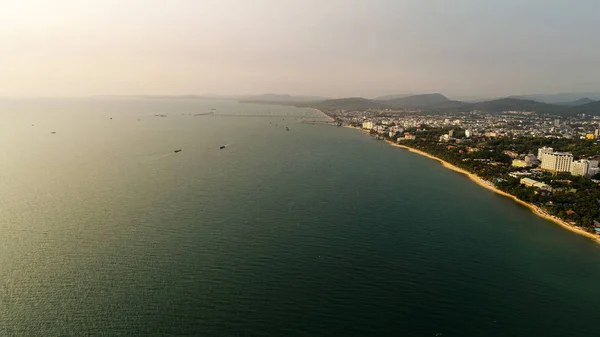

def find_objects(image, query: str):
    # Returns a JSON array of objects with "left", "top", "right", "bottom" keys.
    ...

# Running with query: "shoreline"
[{"left": 345, "top": 126, "right": 600, "bottom": 243}]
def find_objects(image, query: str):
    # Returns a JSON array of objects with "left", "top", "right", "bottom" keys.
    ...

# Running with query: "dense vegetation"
[{"left": 392, "top": 127, "right": 600, "bottom": 232}]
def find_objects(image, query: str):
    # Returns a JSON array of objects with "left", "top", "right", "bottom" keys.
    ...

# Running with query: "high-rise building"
[
  {"left": 465, "top": 129, "right": 472, "bottom": 138},
  {"left": 571, "top": 159, "right": 600, "bottom": 177},
  {"left": 540, "top": 152, "right": 573, "bottom": 172},
  {"left": 537, "top": 147, "right": 554, "bottom": 163},
  {"left": 570, "top": 160, "right": 591, "bottom": 177},
  {"left": 554, "top": 119, "right": 560, "bottom": 127},
  {"left": 448, "top": 129, "right": 455, "bottom": 137}
]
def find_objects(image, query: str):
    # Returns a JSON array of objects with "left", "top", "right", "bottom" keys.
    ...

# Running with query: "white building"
[
  {"left": 570, "top": 159, "right": 599, "bottom": 177},
  {"left": 537, "top": 147, "right": 554, "bottom": 162},
  {"left": 465, "top": 129, "right": 472, "bottom": 138},
  {"left": 571, "top": 160, "right": 590, "bottom": 177},
  {"left": 439, "top": 134, "right": 453, "bottom": 142},
  {"left": 540, "top": 152, "right": 573, "bottom": 173},
  {"left": 362, "top": 121, "right": 374, "bottom": 130}
]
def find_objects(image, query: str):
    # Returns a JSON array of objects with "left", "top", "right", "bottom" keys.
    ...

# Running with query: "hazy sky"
[{"left": 2, "top": 0, "right": 600, "bottom": 98}]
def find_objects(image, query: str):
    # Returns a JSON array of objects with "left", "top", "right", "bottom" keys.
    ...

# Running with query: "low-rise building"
[
  {"left": 524, "top": 153, "right": 538, "bottom": 165},
  {"left": 398, "top": 133, "right": 416, "bottom": 141},
  {"left": 520, "top": 178, "right": 552, "bottom": 191},
  {"left": 512, "top": 159, "right": 531, "bottom": 168},
  {"left": 362, "top": 121, "right": 374, "bottom": 130}
]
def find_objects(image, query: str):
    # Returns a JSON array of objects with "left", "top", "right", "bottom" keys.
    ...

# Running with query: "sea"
[{"left": 1, "top": 97, "right": 600, "bottom": 336}]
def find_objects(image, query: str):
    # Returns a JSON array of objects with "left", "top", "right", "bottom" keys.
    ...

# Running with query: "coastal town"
[{"left": 320, "top": 107, "right": 600, "bottom": 238}]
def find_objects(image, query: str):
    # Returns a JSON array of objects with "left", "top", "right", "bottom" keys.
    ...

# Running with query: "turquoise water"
[{"left": 1, "top": 98, "right": 600, "bottom": 336}]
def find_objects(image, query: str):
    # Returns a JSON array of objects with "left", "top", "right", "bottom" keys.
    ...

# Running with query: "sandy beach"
[
  {"left": 343, "top": 126, "right": 600, "bottom": 243},
  {"left": 388, "top": 140, "right": 600, "bottom": 243}
]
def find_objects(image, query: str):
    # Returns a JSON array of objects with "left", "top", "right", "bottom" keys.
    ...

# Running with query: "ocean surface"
[{"left": 2, "top": 98, "right": 600, "bottom": 336}]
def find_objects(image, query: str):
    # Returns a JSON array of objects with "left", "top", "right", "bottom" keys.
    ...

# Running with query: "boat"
[
  {"left": 174, "top": 149, "right": 182, "bottom": 153},
  {"left": 286, "top": 127, "right": 290, "bottom": 131},
  {"left": 220, "top": 145, "right": 226, "bottom": 149}
]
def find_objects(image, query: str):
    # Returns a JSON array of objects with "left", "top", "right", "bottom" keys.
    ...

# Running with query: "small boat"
[
  {"left": 219, "top": 145, "right": 226, "bottom": 149},
  {"left": 286, "top": 127, "right": 290, "bottom": 131},
  {"left": 174, "top": 149, "right": 182, "bottom": 153},
  {"left": 51, "top": 132, "right": 56, "bottom": 134}
]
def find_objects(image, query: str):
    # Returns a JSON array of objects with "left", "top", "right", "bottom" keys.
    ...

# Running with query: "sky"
[{"left": 1, "top": 0, "right": 600, "bottom": 99}]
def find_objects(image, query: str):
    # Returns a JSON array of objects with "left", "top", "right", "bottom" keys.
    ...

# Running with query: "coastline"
[{"left": 344, "top": 126, "right": 600, "bottom": 243}]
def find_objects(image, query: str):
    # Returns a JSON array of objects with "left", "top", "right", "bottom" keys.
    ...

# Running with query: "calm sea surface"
[{"left": 2, "top": 98, "right": 600, "bottom": 336}]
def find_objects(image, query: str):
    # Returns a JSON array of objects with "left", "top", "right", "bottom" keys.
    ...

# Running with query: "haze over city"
[{"left": 2, "top": 0, "right": 600, "bottom": 98}]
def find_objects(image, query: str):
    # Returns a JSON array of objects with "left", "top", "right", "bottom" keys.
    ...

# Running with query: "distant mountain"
[
  {"left": 308, "top": 97, "right": 388, "bottom": 110},
  {"left": 306, "top": 96, "right": 579, "bottom": 115},
  {"left": 511, "top": 93, "right": 600, "bottom": 104},
  {"left": 240, "top": 93, "right": 328, "bottom": 104},
  {"left": 382, "top": 93, "right": 450, "bottom": 108},
  {"left": 232, "top": 91, "right": 600, "bottom": 116},
  {"left": 469, "top": 98, "right": 568, "bottom": 114},
  {"left": 373, "top": 94, "right": 411, "bottom": 101},
  {"left": 554, "top": 97, "right": 595, "bottom": 106},
  {"left": 570, "top": 100, "right": 600, "bottom": 115}
]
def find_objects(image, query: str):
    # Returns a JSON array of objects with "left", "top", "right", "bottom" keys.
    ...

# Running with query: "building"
[
  {"left": 362, "top": 121, "right": 374, "bottom": 130},
  {"left": 512, "top": 159, "right": 531, "bottom": 168},
  {"left": 520, "top": 178, "right": 552, "bottom": 191},
  {"left": 570, "top": 159, "right": 599, "bottom": 177},
  {"left": 554, "top": 119, "right": 560, "bottom": 127},
  {"left": 398, "top": 133, "right": 416, "bottom": 141},
  {"left": 571, "top": 160, "right": 590, "bottom": 177},
  {"left": 455, "top": 138, "right": 472, "bottom": 144},
  {"left": 503, "top": 150, "right": 520, "bottom": 158},
  {"left": 587, "top": 133, "right": 595, "bottom": 140},
  {"left": 540, "top": 152, "right": 573, "bottom": 173},
  {"left": 465, "top": 129, "right": 472, "bottom": 138},
  {"left": 589, "top": 160, "right": 600, "bottom": 177},
  {"left": 595, "top": 129, "right": 600, "bottom": 138},
  {"left": 537, "top": 147, "right": 554, "bottom": 162},
  {"left": 448, "top": 130, "right": 455, "bottom": 137},
  {"left": 439, "top": 134, "right": 453, "bottom": 142},
  {"left": 524, "top": 153, "right": 538, "bottom": 165},
  {"left": 509, "top": 171, "right": 532, "bottom": 179}
]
